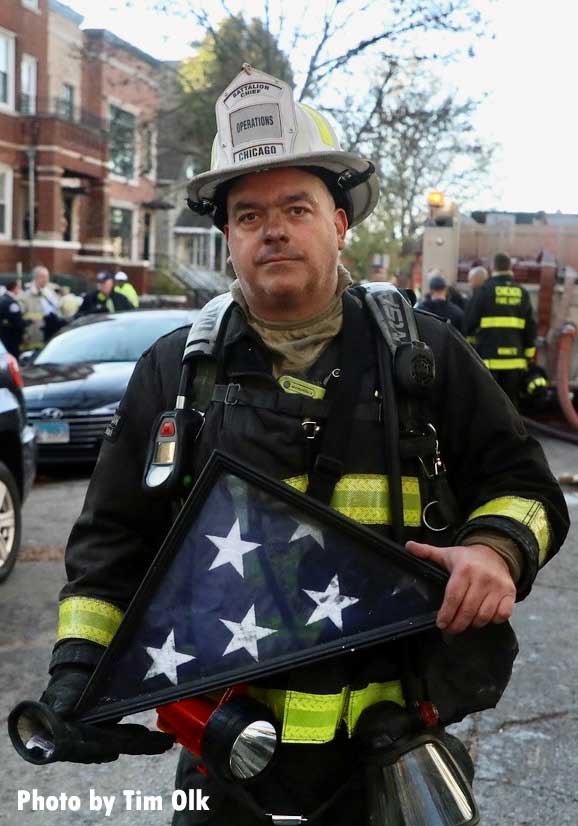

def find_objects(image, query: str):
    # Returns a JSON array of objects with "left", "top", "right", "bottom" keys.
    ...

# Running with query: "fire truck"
[{"left": 421, "top": 193, "right": 578, "bottom": 442}]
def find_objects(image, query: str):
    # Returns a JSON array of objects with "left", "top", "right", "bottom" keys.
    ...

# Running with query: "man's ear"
[{"left": 335, "top": 208, "right": 348, "bottom": 251}]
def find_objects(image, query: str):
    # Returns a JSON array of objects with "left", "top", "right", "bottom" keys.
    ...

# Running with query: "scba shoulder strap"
[
  {"left": 144, "top": 284, "right": 441, "bottom": 501},
  {"left": 363, "top": 282, "right": 435, "bottom": 398},
  {"left": 180, "top": 283, "right": 436, "bottom": 406}
]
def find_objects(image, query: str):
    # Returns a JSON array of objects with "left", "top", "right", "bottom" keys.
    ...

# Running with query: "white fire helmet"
[{"left": 187, "top": 64, "right": 380, "bottom": 230}]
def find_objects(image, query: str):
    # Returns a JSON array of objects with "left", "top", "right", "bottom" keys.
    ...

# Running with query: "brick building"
[{"left": 0, "top": 0, "right": 166, "bottom": 293}]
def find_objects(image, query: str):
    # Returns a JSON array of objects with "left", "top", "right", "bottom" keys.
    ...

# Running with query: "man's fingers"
[
  {"left": 437, "top": 577, "right": 470, "bottom": 630},
  {"left": 494, "top": 593, "right": 515, "bottom": 624},
  {"left": 471, "top": 593, "right": 500, "bottom": 629}
]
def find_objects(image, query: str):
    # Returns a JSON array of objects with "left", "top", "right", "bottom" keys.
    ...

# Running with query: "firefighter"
[
  {"left": 417, "top": 273, "right": 464, "bottom": 332},
  {"left": 21, "top": 67, "right": 568, "bottom": 825},
  {"left": 464, "top": 252, "right": 536, "bottom": 405}
]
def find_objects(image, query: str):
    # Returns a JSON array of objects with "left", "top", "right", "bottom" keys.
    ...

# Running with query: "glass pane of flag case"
[
  {"left": 9, "top": 451, "right": 479, "bottom": 824},
  {"left": 76, "top": 450, "right": 449, "bottom": 722}
]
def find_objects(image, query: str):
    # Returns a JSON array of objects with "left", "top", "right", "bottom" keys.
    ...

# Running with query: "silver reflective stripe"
[
  {"left": 183, "top": 293, "right": 234, "bottom": 360},
  {"left": 364, "top": 281, "right": 419, "bottom": 355}
]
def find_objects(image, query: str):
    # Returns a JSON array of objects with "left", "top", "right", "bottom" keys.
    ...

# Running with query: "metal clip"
[
  {"left": 268, "top": 817, "right": 308, "bottom": 825},
  {"left": 422, "top": 500, "right": 449, "bottom": 532},
  {"left": 302, "top": 420, "right": 320, "bottom": 440},
  {"left": 417, "top": 422, "right": 446, "bottom": 479},
  {"left": 224, "top": 383, "right": 240, "bottom": 406}
]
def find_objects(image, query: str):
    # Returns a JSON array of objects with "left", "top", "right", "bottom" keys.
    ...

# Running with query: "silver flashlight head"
[
  {"left": 8, "top": 701, "right": 63, "bottom": 765},
  {"left": 202, "top": 696, "right": 279, "bottom": 782}
]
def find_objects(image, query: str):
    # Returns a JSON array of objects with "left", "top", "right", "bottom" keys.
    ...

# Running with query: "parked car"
[
  {"left": 0, "top": 341, "right": 36, "bottom": 582},
  {"left": 21, "top": 309, "right": 198, "bottom": 464}
]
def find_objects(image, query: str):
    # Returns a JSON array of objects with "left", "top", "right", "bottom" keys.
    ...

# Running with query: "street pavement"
[{"left": 0, "top": 437, "right": 576, "bottom": 824}]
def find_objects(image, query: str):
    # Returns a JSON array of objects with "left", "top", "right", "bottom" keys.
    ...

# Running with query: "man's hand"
[
  {"left": 405, "top": 541, "right": 516, "bottom": 634},
  {"left": 37, "top": 668, "right": 174, "bottom": 764}
]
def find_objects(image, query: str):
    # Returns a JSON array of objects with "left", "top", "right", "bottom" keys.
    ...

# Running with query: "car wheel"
[{"left": 0, "top": 462, "right": 22, "bottom": 583}]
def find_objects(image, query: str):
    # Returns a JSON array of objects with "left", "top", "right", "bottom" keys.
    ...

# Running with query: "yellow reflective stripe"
[
  {"left": 525, "top": 347, "right": 537, "bottom": 359},
  {"left": 248, "top": 681, "right": 404, "bottom": 743},
  {"left": 283, "top": 474, "right": 421, "bottom": 527},
  {"left": 483, "top": 358, "right": 528, "bottom": 370},
  {"left": 345, "top": 681, "right": 405, "bottom": 735},
  {"left": 497, "top": 347, "right": 518, "bottom": 356},
  {"left": 57, "top": 597, "right": 124, "bottom": 646},
  {"left": 528, "top": 378, "right": 547, "bottom": 392},
  {"left": 299, "top": 103, "right": 337, "bottom": 148},
  {"left": 480, "top": 316, "right": 526, "bottom": 329},
  {"left": 468, "top": 496, "right": 551, "bottom": 565},
  {"left": 248, "top": 686, "right": 347, "bottom": 743}
]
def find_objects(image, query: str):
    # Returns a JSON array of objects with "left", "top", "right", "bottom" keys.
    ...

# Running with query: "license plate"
[{"left": 35, "top": 421, "right": 70, "bottom": 444}]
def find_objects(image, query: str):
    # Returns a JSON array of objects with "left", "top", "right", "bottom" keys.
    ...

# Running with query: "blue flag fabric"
[{"left": 78, "top": 458, "right": 446, "bottom": 722}]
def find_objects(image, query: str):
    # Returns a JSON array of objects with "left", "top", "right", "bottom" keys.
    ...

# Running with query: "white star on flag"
[
  {"left": 304, "top": 574, "right": 359, "bottom": 631},
  {"left": 144, "top": 629, "right": 195, "bottom": 685},
  {"left": 289, "top": 519, "right": 325, "bottom": 549},
  {"left": 221, "top": 604, "right": 277, "bottom": 661},
  {"left": 206, "top": 519, "right": 261, "bottom": 577}
]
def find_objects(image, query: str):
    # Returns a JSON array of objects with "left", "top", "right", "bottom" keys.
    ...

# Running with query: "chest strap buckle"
[
  {"left": 302, "top": 420, "right": 320, "bottom": 440},
  {"left": 224, "top": 383, "right": 241, "bottom": 405}
]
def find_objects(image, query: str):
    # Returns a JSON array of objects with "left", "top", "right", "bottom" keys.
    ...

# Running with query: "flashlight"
[{"left": 156, "top": 691, "right": 279, "bottom": 782}]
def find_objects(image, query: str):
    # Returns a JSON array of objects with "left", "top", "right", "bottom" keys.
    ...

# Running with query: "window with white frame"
[
  {"left": 0, "top": 30, "right": 15, "bottom": 110},
  {"left": 109, "top": 105, "right": 136, "bottom": 178},
  {"left": 21, "top": 54, "right": 37, "bottom": 114},
  {"left": 22, "top": 0, "right": 40, "bottom": 9},
  {"left": 109, "top": 206, "right": 134, "bottom": 259},
  {"left": 0, "top": 165, "right": 13, "bottom": 239},
  {"left": 188, "top": 233, "right": 211, "bottom": 268},
  {"left": 58, "top": 83, "right": 75, "bottom": 121}
]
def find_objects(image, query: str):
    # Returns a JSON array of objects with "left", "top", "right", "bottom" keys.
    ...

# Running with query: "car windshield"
[{"left": 34, "top": 314, "right": 191, "bottom": 365}]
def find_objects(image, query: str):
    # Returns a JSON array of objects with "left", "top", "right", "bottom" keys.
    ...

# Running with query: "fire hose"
[{"left": 555, "top": 322, "right": 578, "bottom": 434}]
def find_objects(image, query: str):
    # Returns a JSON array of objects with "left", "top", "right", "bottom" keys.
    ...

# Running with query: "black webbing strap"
[
  {"left": 203, "top": 763, "right": 359, "bottom": 825},
  {"left": 305, "top": 292, "right": 368, "bottom": 505},
  {"left": 211, "top": 384, "right": 381, "bottom": 422}
]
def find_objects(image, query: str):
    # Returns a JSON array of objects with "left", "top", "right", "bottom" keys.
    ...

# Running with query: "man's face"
[
  {"left": 35, "top": 269, "right": 49, "bottom": 289},
  {"left": 224, "top": 167, "right": 348, "bottom": 321},
  {"left": 99, "top": 278, "right": 113, "bottom": 295}
]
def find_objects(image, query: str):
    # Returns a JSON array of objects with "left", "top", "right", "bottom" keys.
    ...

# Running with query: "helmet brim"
[{"left": 187, "top": 150, "right": 380, "bottom": 227}]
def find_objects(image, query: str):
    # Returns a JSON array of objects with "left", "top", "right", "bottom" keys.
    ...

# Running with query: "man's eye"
[
  {"left": 290, "top": 206, "right": 307, "bottom": 215},
  {"left": 239, "top": 213, "right": 257, "bottom": 224}
]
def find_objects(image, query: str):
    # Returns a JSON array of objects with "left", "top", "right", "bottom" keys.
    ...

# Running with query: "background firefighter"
[{"left": 464, "top": 251, "right": 537, "bottom": 406}]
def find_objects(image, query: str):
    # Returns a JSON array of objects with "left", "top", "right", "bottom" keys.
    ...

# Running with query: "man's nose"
[{"left": 262, "top": 211, "right": 289, "bottom": 243}]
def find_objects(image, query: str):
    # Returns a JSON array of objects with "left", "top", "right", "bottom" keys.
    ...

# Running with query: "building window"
[
  {"left": 20, "top": 54, "right": 37, "bottom": 114},
  {"left": 58, "top": 83, "right": 75, "bottom": 121},
  {"left": 142, "top": 125, "right": 156, "bottom": 176},
  {"left": 109, "top": 207, "right": 133, "bottom": 259},
  {"left": 0, "top": 165, "right": 13, "bottom": 240},
  {"left": 109, "top": 105, "right": 136, "bottom": 178},
  {"left": 0, "top": 30, "right": 15, "bottom": 110},
  {"left": 22, "top": 0, "right": 40, "bottom": 9},
  {"left": 188, "top": 233, "right": 211, "bottom": 268}
]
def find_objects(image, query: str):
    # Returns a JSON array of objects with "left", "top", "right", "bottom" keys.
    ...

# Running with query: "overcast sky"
[{"left": 65, "top": 0, "right": 578, "bottom": 215}]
